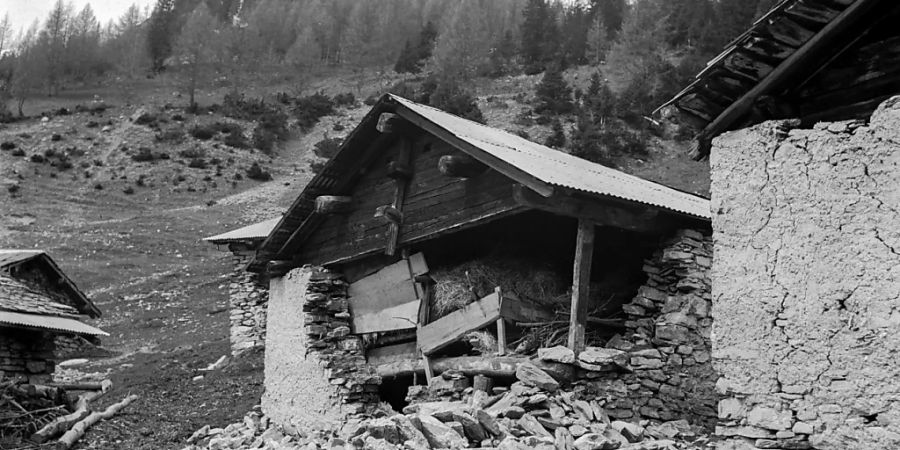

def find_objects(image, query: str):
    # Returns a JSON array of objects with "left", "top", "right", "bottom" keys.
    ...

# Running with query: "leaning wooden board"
[
  {"left": 348, "top": 254, "right": 428, "bottom": 334},
  {"left": 417, "top": 292, "right": 502, "bottom": 356},
  {"left": 417, "top": 290, "right": 556, "bottom": 356}
]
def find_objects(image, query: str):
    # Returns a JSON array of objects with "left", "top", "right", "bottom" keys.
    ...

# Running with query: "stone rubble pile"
[{"left": 183, "top": 361, "right": 712, "bottom": 450}]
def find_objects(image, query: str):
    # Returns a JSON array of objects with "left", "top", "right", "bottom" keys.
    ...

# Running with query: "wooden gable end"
[{"left": 296, "top": 133, "right": 526, "bottom": 266}]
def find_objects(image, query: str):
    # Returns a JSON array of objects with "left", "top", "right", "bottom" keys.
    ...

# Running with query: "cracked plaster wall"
[{"left": 709, "top": 97, "right": 900, "bottom": 449}]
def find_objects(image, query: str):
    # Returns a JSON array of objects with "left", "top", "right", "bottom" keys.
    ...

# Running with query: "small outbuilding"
[
  {"left": 204, "top": 217, "right": 280, "bottom": 354},
  {"left": 250, "top": 94, "right": 714, "bottom": 432},
  {"left": 0, "top": 250, "right": 107, "bottom": 381}
]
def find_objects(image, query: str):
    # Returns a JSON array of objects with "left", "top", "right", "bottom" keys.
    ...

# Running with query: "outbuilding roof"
[
  {"left": 252, "top": 95, "right": 710, "bottom": 271},
  {"left": 0, "top": 275, "right": 107, "bottom": 337},
  {"left": 0, "top": 250, "right": 100, "bottom": 318},
  {"left": 660, "top": 0, "right": 897, "bottom": 159},
  {"left": 204, "top": 217, "right": 281, "bottom": 244}
]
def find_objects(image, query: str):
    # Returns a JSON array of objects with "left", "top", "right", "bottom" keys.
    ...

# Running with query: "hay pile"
[{"left": 429, "top": 257, "right": 568, "bottom": 320}]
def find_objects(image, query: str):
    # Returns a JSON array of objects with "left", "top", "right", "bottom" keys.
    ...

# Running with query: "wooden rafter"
[{"left": 691, "top": 0, "right": 882, "bottom": 159}]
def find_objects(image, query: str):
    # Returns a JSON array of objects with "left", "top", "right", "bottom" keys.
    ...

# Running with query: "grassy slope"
[{"left": 0, "top": 65, "right": 708, "bottom": 449}]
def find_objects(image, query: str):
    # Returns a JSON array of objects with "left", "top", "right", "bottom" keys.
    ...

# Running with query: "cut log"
[
  {"left": 438, "top": 155, "right": 488, "bottom": 178},
  {"left": 377, "top": 113, "right": 414, "bottom": 134},
  {"left": 375, "top": 355, "right": 526, "bottom": 379},
  {"left": 57, "top": 394, "right": 139, "bottom": 449},
  {"left": 314, "top": 196, "right": 353, "bottom": 215},
  {"left": 31, "top": 380, "right": 112, "bottom": 444}
]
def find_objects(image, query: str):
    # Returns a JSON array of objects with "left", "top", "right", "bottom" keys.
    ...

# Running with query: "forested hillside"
[{"left": 0, "top": 0, "right": 780, "bottom": 169}]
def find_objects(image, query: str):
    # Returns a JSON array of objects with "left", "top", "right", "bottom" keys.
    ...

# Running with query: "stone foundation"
[
  {"left": 709, "top": 97, "right": 900, "bottom": 449},
  {"left": 0, "top": 329, "right": 56, "bottom": 382},
  {"left": 590, "top": 229, "right": 717, "bottom": 429},
  {"left": 54, "top": 334, "right": 109, "bottom": 359},
  {"left": 262, "top": 266, "right": 381, "bottom": 433},
  {"left": 228, "top": 252, "right": 268, "bottom": 354}
]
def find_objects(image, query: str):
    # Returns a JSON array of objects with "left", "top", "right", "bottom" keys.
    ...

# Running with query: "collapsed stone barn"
[
  {"left": 205, "top": 217, "right": 280, "bottom": 355},
  {"left": 660, "top": 0, "right": 900, "bottom": 448},
  {"left": 246, "top": 94, "right": 718, "bottom": 434},
  {"left": 0, "top": 250, "right": 107, "bottom": 381}
]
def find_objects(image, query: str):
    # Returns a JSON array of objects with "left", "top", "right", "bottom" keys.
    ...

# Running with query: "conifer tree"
[
  {"left": 534, "top": 64, "right": 573, "bottom": 116},
  {"left": 520, "top": 0, "right": 557, "bottom": 74},
  {"left": 148, "top": 0, "right": 177, "bottom": 71}
]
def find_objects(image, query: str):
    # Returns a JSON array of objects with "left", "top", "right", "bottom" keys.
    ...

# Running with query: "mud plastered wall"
[
  {"left": 229, "top": 252, "right": 267, "bottom": 354},
  {"left": 710, "top": 97, "right": 900, "bottom": 449},
  {"left": 262, "top": 266, "right": 380, "bottom": 434}
]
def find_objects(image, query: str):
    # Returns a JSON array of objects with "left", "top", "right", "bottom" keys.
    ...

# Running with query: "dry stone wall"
[
  {"left": 262, "top": 266, "right": 381, "bottom": 434},
  {"left": 229, "top": 252, "right": 268, "bottom": 354},
  {"left": 592, "top": 229, "right": 717, "bottom": 430},
  {"left": 0, "top": 329, "right": 56, "bottom": 381},
  {"left": 709, "top": 97, "right": 900, "bottom": 449}
]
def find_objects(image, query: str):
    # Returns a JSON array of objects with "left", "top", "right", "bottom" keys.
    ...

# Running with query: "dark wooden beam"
[
  {"left": 314, "top": 196, "right": 353, "bottom": 215},
  {"left": 692, "top": 0, "right": 882, "bottom": 159},
  {"left": 392, "top": 102, "right": 555, "bottom": 197},
  {"left": 512, "top": 185, "right": 662, "bottom": 233},
  {"left": 384, "top": 138, "right": 413, "bottom": 256},
  {"left": 438, "top": 154, "right": 489, "bottom": 178},
  {"left": 567, "top": 220, "right": 595, "bottom": 355},
  {"left": 374, "top": 205, "right": 403, "bottom": 224}
]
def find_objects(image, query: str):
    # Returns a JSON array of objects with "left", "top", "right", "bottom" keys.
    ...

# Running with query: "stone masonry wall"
[
  {"left": 0, "top": 329, "right": 56, "bottom": 382},
  {"left": 709, "top": 97, "right": 900, "bottom": 449},
  {"left": 229, "top": 252, "right": 268, "bottom": 355},
  {"left": 598, "top": 229, "right": 717, "bottom": 429},
  {"left": 262, "top": 266, "right": 381, "bottom": 434}
]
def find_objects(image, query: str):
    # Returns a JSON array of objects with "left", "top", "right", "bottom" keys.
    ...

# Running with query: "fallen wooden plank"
[{"left": 417, "top": 292, "right": 502, "bottom": 356}]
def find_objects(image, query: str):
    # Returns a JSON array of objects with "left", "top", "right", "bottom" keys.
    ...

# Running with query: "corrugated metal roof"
[
  {"left": 204, "top": 217, "right": 281, "bottom": 244},
  {"left": 392, "top": 95, "right": 711, "bottom": 219},
  {"left": 0, "top": 250, "right": 44, "bottom": 268},
  {"left": 0, "top": 311, "right": 108, "bottom": 336}
]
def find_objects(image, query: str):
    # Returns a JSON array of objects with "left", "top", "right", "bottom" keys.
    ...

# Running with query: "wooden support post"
[
  {"left": 495, "top": 286, "right": 507, "bottom": 356},
  {"left": 422, "top": 355, "right": 434, "bottom": 385},
  {"left": 567, "top": 220, "right": 595, "bottom": 355},
  {"left": 496, "top": 319, "right": 507, "bottom": 356}
]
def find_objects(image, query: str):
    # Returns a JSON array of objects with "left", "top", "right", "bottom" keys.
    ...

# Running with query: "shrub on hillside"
[
  {"left": 332, "top": 92, "right": 355, "bottom": 107},
  {"left": 313, "top": 137, "right": 344, "bottom": 159},
  {"left": 429, "top": 78, "right": 485, "bottom": 124},
  {"left": 30, "top": 154, "right": 45, "bottom": 163},
  {"left": 293, "top": 92, "right": 335, "bottom": 132},
  {"left": 179, "top": 147, "right": 206, "bottom": 159},
  {"left": 132, "top": 147, "right": 156, "bottom": 162},
  {"left": 1, "top": 141, "right": 17, "bottom": 151},
  {"left": 156, "top": 128, "right": 185, "bottom": 143},
  {"left": 224, "top": 129, "right": 249, "bottom": 149},
  {"left": 11, "top": 148, "right": 25, "bottom": 157},
  {"left": 252, "top": 111, "right": 289, "bottom": 154},
  {"left": 222, "top": 93, "right": 275, "bottom": 121},
  {"left": 190, "top": 125, "right": 216, "bottom": 140},
  {"left": 246, "top": 162, "right": 272, "bottom": 181},
  {"left": 188, "top": 158, "right": 208, "bottom": 169}
]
